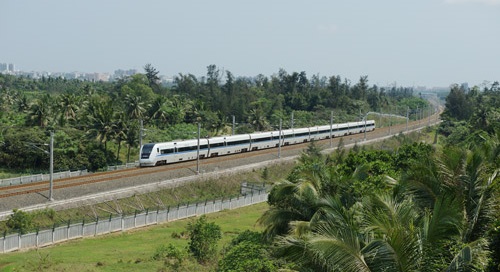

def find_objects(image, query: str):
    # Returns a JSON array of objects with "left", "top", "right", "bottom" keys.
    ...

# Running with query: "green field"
[{"left": 0, "top": 202, "right": 269, "bottom": 272}]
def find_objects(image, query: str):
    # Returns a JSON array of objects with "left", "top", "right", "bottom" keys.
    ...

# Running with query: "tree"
[
  {"left": 143, "top": 63, "right": 161, "bottom": 93},
  {"left": 57, "top": 92, "right": 80, "bottom": 126},
  {"left": 443, "top": 84, "right": 472, "bottom": 121},
  {"left": 218, "top": 241, "right": 276, "bottom": 272},
  {"left": 26, "top": 94, "right": 52, "bottom": 127},
  {"left": 187, "top": 215, "right": 222, "bottom": 264},
  {"left": 124, "top": 94, "right": 146, "bottom": 121},
  {"left": 85, "top": 98, "right": 116, "bottom": 151}
]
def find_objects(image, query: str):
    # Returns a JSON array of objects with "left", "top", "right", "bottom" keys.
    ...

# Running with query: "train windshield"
[{"left": 141, "top": 143, "right": 155, "bottom": 159}]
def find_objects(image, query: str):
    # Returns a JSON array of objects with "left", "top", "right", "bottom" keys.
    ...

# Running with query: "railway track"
[{"left": 0, "top": 113, "right": 440, "bottom": 211}]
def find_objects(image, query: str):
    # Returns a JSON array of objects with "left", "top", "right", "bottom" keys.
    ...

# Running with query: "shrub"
[{"left": 187, "top": 215, "right": 222, "bottom": 264}]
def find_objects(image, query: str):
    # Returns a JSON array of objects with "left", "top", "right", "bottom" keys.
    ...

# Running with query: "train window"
[
  {"left": 252, "top": 137, "right": 271, "bottom": 143},
  {"left": 210, "top": 142, "right": 224, "bottom": 148},
  {"left": 296, "top": 132, "right": 309, "bottom": 137},
  {"left": 142, "top": 143, "right": 155, "bottom": 153},
  {"left": 227, "top": 140, "right": 250, "bottom": 146},
  {"left": 160, "top": 148, "right": 174, "bottom": 154},
  {"left": 178, "top": 146, "right": 198, "bottom": 152}
]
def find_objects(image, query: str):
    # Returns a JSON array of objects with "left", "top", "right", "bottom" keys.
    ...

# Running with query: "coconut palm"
[
  {"left": 86, "top": 98, "right": 116, "bottom": 151},
  {"left": 271, "top": 145, "right": 498, "bottom": 271},
  {"left": 124, "top": 94, "right": 146, "bottom": 120},
  {"left": 27, "top": 94, "right": 52, "bottom": 127},
  {"left": 57, "top": 92, "right": 80, "bottom": 126},
  {"left": 124, "top": 121, "right": 139, "bottom": 163}
]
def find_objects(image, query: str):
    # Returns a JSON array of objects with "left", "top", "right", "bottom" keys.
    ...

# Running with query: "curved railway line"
[{"left": 0, "top": 113, "right": 441, "bottom": 213}]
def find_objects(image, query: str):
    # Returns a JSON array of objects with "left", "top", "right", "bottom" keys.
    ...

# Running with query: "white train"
[{"left": 139, "top": 120, "right": 375, "bottom": 167}]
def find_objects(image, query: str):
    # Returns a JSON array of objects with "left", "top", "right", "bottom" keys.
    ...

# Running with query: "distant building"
[
  {"left": 461, "top": 82, "right": 469, "bottom": 94},
  {"left": 112, "top": 69, "right": 138, "bottom": 79}
]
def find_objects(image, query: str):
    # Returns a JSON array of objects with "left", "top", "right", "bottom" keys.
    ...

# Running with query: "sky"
[{"left": 1, "top": 0, "right": 499, "bottom": 88}]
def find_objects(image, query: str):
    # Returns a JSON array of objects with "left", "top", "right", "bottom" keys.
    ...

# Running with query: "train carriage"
[{"left": 207, "top": 134, "right": 251, "bottom": 157}]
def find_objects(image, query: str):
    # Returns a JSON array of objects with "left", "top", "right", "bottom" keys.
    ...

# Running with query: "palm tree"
[
  {"left": 269, "top": 146, "right": 498, "bottom": 271},
  {"left": 398, "top": 146, "right": 497, "bottom": 270},
  {"left": 113, "top": 112, "right": 127, "bottom": 162},
  {"left": 248, "top": 107, "right": 269, "bottom": 131},
  {"left": 57, "top": 92, "right": 80, "bottom": 126},
  {"left": 27, "top": 94, "right": 52, "bottom": 127},
  {"left": 124, "top": 121, "right": 139, "bottom": 163},
  {"left": 86, "top": 98, "right": 116, "bottom": 151},
  {"left": 124, "top": 94, "right": 146, "bottom": 121},
  {"left": 276, "top": 193, "right": 422, "bottom": 272}
]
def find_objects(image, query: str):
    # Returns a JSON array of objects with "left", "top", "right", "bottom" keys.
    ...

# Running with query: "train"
[{"left": 139, "top": 120, "right": 376, "bottom": 167}]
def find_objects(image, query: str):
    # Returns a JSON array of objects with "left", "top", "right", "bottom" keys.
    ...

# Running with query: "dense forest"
[{"left": 0, "top": 64, "right": 427, "bottom": 173}]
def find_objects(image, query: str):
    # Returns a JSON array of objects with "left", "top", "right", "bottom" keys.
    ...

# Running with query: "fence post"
[
  {"left": 2, "top": 231, "right": 6, "bottom": 253},
  {"left": 134, "top": 211, "right": 137, "bottom": 228},
  {"left": 109, "top": 214, "right": 112, "bottom": 233},
  {"left": 121, "top": 214, "right": 124, "bottom": 232},
  {"left": 52, "top": 223, "right": 56, "bottom": 244},
  {"left": 95, "top": 217, "right": 99, "bottom": 236},
  {"left": 156, "top": 207, "right": 160, "bottom": 224},
  {"left": 36, "top": 229, "right": 39, "bottom": 248},
  {"left": 67, "top": 220, "right": 71, "bottom": 241},
  {"left": 82, "top": 219, "right": 85, "bottom": 237}
]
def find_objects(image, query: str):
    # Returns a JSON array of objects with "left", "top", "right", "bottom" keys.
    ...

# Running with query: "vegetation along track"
[{"left": 0, "top": 113, "right": 440, "bottom": 206}]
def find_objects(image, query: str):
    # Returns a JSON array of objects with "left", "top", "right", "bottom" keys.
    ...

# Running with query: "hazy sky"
[{"left": 1, "top": 0, "right": 499, "bottom": 87}]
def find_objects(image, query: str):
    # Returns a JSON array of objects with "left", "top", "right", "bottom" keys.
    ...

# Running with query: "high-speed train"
[{"left": 139, "top": 120, "right": 375, "bottom": 167}]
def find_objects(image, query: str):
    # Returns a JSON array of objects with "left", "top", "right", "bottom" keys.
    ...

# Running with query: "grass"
[
  {"left": 0, "top": 202, "right": 269, "bottom": 272},
  {"left": 0, "top": 161, "right": 294, "bottom": 234}
]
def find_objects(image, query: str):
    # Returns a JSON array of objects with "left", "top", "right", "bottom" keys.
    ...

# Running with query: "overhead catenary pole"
[
  {"left": 49, "top": 131, "right": 54, "bottom": 201},
  {"left": 232, "top": 115, "right": 235, "bottom": 135},
  {"left": 196, "top": 122, "right": 200, "bottom": 174},
  {"left": 330, "top": 111, "right": 333, "bottom": 148},
  {"left": 139, "top": 119, "right": 143, "bottom": 163},
  {"left": 364, "top": 114, "right": 367, "bottom": 141},
  {"left": 278, "top": 119, "right": 282, "bottom": 158},
  {"left": 428, "top": 106, "right": 431, "bottom": 127},
  {"left": 406, "top": 106, "right": 409, "bottom": 132},
  {"left": 388, "top": 107, "right": 392, "bottom": 135}
]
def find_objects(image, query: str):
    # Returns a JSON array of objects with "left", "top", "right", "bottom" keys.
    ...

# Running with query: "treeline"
[{"left": 0, "top": 64, "right": 427, "bottom": 172}]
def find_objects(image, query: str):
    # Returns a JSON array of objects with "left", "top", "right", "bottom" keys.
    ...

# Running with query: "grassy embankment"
[{"left": 0, "top": 202, "right": 269, "bottom": 271}]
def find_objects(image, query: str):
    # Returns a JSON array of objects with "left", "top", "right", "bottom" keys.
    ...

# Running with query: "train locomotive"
[{"left": 139, "top": 120, "right": 375, "bottom": 167}]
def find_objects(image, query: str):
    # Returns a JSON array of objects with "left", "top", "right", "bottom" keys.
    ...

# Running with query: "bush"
[
  {"left": 7, "top": 209, "right": 34, "bottom": 234},
  {"left": 187, "top": 215, "right": 222, "bottom": 264}
]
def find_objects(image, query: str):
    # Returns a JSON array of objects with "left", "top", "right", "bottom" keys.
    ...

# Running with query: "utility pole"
[
  {"left": 291, "top": 111, "right": 294, "bottom": 130},
  {"left": 232, "top": 115, "right": 235, "bottom": 135},
  {"left": 406, "top": 106, "right": 409, "bottom": 132},
  {"left": 389, "top": 107, "right": 392, "bottom": 135},
  {"left": 363, "top": 114, "right": 367, "bottom": 141},
  {"left": 196, "top": 122, "right": 200, "bottom": 174},
  {"left": 330, "top": 111, "right": 333, "bottom": 148},
  {"left": 49, "top": 131, "right": 54, "bottom": 201},
  {"left": 278, "top": 119, "right": 282, "bottom": 158},
  {"left": 139, "top": 119, "right": 143, "bottom": 162}
]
